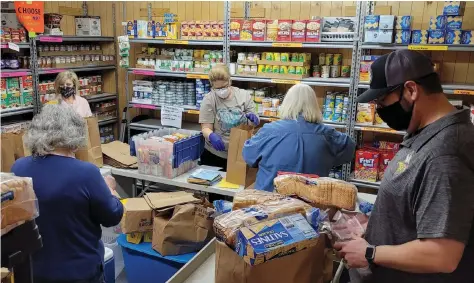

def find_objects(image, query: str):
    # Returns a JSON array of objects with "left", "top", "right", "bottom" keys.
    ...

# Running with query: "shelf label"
[
  {"left": 361, "top": 127, "right": 397, "bottom": 133},
  {"left": 133, "top": 103, "right": 156, "bottom": 109},
  {"left": 453, "top": 89, "right": 474, "bottom": 95},
  {"left": 0, "top": 44, "right": 7, "bottom": 48},
  {"left": 186, "top": 73, "right": 209, "bottom": 79},
  {"left": 132, "top": 69, "right": 156, "bottom": 76},
  {"left": 39, "top": 36, "right": 63, "bottom": 43},
  {"left": 270, "top": 79, "right": 300, "bottom": 84},
  {"left": 408, "top": 45, "right": 448, "bottom": 51},
  {"left": 7, "top": 43, "right": 20, "bottom": 52},
  {"left": 187, "top": 109, "right": 200, "bottom": 114},
  {"left": 1, "top": 71, "right": 29, "bottom": 78},
  {"left": 42, "top": 68, "right": 65, "bottom": 74},
  {"left": 271, "top": 42, "right": 303, "bottom": 48},
  {"left": 161, "top": 105, "right": 183, "bottom": 128},
  {"left": 164, "top": 39, "right": 189, "bottom": 45}
]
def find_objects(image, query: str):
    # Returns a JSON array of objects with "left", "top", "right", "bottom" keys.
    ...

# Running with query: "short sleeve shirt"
[
  {"left": 364, "top": 109, "right": 474, "bottom": 283},
  {"left": 199, "top": 87, "right": 256, "bottom": 158},
  {"left": 60, "top": 96, "right": 93, "bottom": 118}
]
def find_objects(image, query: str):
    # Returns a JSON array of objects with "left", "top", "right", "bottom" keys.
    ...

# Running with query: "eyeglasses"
[{"left": 212, "top": 85, "right": 229, "bottom": 91}]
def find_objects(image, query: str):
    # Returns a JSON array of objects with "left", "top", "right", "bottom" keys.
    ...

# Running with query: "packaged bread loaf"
[
  {"left": 274, "top": 175, "right": 357, "bottom": 211},
  {"left": 1, "top": 174, "right": 39, "bottom": 235},
  {"left": 232, "top": 189, "right": 285, "bottom": 210}
]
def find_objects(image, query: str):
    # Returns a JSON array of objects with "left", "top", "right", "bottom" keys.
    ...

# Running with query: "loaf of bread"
[
  {"left": 1, "top": 174, "right": 38, "bottom": 235},
  {"left": 274, "top": 175, "right": 357, "bottom": 211},
  {"left": 214, "top": 197, "right": 313, "bottom": 248},
  {"left": 232, "top": 189, "right": 285, "bottom": 210}
]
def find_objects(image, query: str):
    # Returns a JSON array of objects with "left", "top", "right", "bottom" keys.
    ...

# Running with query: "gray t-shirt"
[
  {"left": 364, "top": 109, "right": 474, "bottom": 283},
  {"left": 199, "top": 87, "right": 256, "bottom": 159}
]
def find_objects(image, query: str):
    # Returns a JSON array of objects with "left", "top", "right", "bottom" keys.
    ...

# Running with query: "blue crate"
[{"left": 172, "top": 133, "right": 205, "bottom": 169}]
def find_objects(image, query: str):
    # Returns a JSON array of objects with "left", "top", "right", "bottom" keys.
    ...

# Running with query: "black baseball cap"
[{"left": 357, "top": 50, "right": 436, "bottom": 103}]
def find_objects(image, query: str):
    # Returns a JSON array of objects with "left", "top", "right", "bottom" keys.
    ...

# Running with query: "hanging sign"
[
  {"left": 161, "top": 105, "right": 183, "bottom": 128},
  {"left": 14, "top": 1, "right": 44, "bottom": 34},
  {"left": 7, "top": 43, "right": 20, "bottom": 52}
]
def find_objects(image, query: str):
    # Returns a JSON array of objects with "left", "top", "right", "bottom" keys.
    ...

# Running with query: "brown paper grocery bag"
[
  {"left": 75, "top": 117, "right": 103, "bottom": 167},
  {"left": 226, "top": 125, "right": 259, "bottom": 187},
  {"left": 215, "top": 236, "right": 329, "bottom": 283},
  {"left": 152, "top": 203, "right": 215, "bottom": 256},
  {"left": 1, "top": 132, "right": 26, "bottom": 172}
]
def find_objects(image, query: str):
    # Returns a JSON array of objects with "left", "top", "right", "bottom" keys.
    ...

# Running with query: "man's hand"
[{"left": 334, "top": 237, "right": 370, "bottom": 269}]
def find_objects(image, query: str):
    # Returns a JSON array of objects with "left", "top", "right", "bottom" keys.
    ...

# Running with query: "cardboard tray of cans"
[
  {"left": 237, "top": 60, "right": 258, "bottom": 66},
  {"left": 256, "top": 60, "right": 310, "bottom": 67},
  {"left": 236, "top": 71, "right": 258, "bottom": 77},
  {"left": 39, "top": 50, "right": 103, "bottom": 57},
  {"left": 256, "top": 73, "right": 309, "bottom": 80}
]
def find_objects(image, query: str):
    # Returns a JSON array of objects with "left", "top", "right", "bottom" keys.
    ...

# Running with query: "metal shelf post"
[{"left": 223, "top": 1, "right": 231, "bottom": 65}]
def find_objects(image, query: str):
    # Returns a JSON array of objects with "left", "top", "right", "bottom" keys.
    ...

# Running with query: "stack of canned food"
[
  {"left": 151, "top": 80, "right": 197, "bottom": 106},
  {"left": 38, "top": 44, "right": 101, "bottom": 53},
  {"left": 195, "top": 79, "right": 210, "bottom": 108},
  {"left": 312, "top": 53, "right": 351, "bottom": 79},
  {"left": 322, "top": 91, "right": 350, "bottom": 123},
  {"left": 247, "top": 87, "right": 283, "bottom": 118},
  {"left": 38, "top": 54, "right": 115, "bottom": 69}
]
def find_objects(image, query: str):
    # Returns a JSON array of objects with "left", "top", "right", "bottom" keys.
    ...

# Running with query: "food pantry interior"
[{"left": 1, "top": 1, "right": 474, "bottom": 283}]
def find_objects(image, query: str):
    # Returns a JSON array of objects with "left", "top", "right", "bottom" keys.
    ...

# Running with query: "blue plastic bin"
[
  {"left": 117, "top": 234, "right": 196, "bottom": 283},
  {"left": 173, "top": 133, "right": 205, "bottom": 168},
  {"left": 104, "top": 247, "right": 115, "bottom": 283}
]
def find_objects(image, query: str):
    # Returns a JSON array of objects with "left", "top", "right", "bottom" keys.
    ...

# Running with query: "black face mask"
[
  {"left": 60, "top": 86, "right": 75, "bottom": 98},
  {"left": 376, "top": 87, "right": 414, "bottom": 131}
]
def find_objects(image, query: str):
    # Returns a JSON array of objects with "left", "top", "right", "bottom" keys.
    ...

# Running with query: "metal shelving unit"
[
  {"left": 98, "top": 117, "right": 118, "bottom": 126},
  {"left": 361, "top": 43, "right": 474, "bottom": 52},
  {"left": 129, "top": 38, "right": 223, "bottom": 46},
  {"left": 0, "top": 106, "right": 34, "bottom": 118},
  {"left": 127, "top": 68, "right": 208, "bottom": 78},
  {"left": 36, "top": 35, "right": 115, "bottom": 42},
  {"left": 0, "top": 43, "right": 30, "bottom": 49},
  {"left": 129, "top": 118, "right": 202, "bottom": 132},
  {"left": 38, "top": 65, "right": 116, "bottom": 75},
  {"left": 230, "top": 41, "right": 354, "bottom": 49},
  {"left": 353, "top": 124, "right": 406, "bottom": 136},
  {"left": 85, "top": 93, "right": 118, "bottom": 103},
  {"left": 231, "top": 75, "right": 351, "bottom": 88},
  {"left": 129, "top": 102, "right": 199, "bottom": 111}
]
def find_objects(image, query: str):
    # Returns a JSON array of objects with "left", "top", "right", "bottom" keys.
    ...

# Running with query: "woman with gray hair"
[
  {"left": 242, "top": 84, "right": 356, "bottom": 192},
  {"left": 11, "top": 105, "right": 123, "bottom": 283}
]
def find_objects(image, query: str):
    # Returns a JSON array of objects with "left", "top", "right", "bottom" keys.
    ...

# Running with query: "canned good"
[
  {"left": 274, "top": 53, "right": 281, "bottom": 61},
  {"left": 319, "top": 53, "right": 326, "bottom": 65},
  {"left": 247, "top": 52, "right": 254, "bottom": 61},
  {"left": 54, "top": 45, "right": 60, "bottom": 51},
  {"left": 262, "top": 98, "right": 272, "bottom": 108},
  {"left": 258, "top": 65, "right": 265, "bottom": 73},
  {"left": 265, "top": 53, "right": 274, "bottom": 61},
  {"left": 280, "top": 65, "right": 288, "bottom": 74},
  {"left": 325, "top": 54, "right": 334, "bottom": 66},
  {"left": 272, "top": 98, "right": 280, "bottom": 108},
  {"left": 312, "top": 65, "right": 321, "bottom": 77},
  {"left": 334, "top": 53, "right": 342, "bottom": 65},
  {"left": 291, "top": 53, "right": 299, "bottom": 62},
  {"left": 65, "top": 56, "right": 71, "bottom": 64},
  {"left": 60, "top": 45, "right": 66, "bottom": 51},
  {"left": 281, "top": 53, "right": 290, "bottom": 62},
  {"left": 272, "top": 65, "right": 280, "bottom": 73},
  {"left": 341, "top": 65, "right": 351, "bottom": 77},
  {"left": 244, "top": 65, "right": 251, "bottom": 72},
  {"left": 288, "top": 66, "right": 296, "bottom": 74},
  {"left": 330, "top": 65, "right": 340, "bottom": 78},
  {"left": 296, "top": 66, "right": 305, "bottom": 75},
  {"left": 321, "top": 65, "right": 330, "bottom": 78},
  {"left": 265, "top": 65, "right": 273, "bottom": 73},
  {"left": 250, "top": 65, "right": 258, "bottom": 72},
  {"left": 298, "top": 53, "right": 309, "bottom": 62},
  {"left": 254, "top": 91, "right": 265, "bottom": 103}
]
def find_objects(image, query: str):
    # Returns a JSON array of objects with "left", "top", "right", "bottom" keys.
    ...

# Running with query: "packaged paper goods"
[
  {"left": 232, "top": 189, "right": 285, "bottom": 210},
  {"left": 1, "top": 174, "right": 38, "bottom": 235},
  {"left": 274, "top": 175, "right": 357, "bottom": 211}
]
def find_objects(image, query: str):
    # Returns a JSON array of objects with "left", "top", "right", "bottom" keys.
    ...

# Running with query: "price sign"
[
  {"left": 453, "top": 89, "right": 474, "bottom": 95},
  {"left": 14, "top": 1, "right": 44, "bottom": 33},
  {"left": 408, "top": 45, "right": 448, "bottom": 51},
  {"left": 271, "top": 42, "right": 303, "bottom": 48},
  {"left": 186, "top": 73, "right": 209, "bottom": 79},
  {"left": 164, "top": 39, "right": 189, "bottom": 45},
  {"left": 132, "top": 69, "right": 156, "bottom": 76},
  {"left": 161, "top": 105, "right": 183, "bottom": 128},
  {"left": 133, "top": 103, "right": 156, "bottom": 109},
  {"left": 187, "top": 110, "right": 200, "bottom": 114},
  {"left": 7, "top": 43, "right": 20, "bottom": 52},
  {"left": 1, "top": 71, "right": 29, "bottom": 78},
  {"left": 39, "top": 36, "right": 63, "bottom": 43},
  {"left": 270, "top": 79, "right": 300, "bottom": 84}
]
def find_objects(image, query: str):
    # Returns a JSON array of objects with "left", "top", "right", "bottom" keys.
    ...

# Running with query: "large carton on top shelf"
[{"left": 75, "top": 16, "right": 101, "bottom": 36}]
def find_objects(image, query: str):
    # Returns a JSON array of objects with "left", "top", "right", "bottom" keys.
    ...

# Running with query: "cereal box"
[
  {"left": 379, "top": 15, "right": 395, "bottom": 30},
  {"left": 364, "top": 30, "right": 378, "bottom": 43},
  {"left": 446, "top": 16, "right": 463, "bottom": 30},
  {"left": 461, "top": 30, "right": 473, "bottom": 44},
  {"left": 378, "top": 150, "right": 396, "bottom": 181},
  {"left": 356, "top": 103, "right": 375, "bottom": 125},
  {"left": 378, "top": 29, "right": 394, "bottom": 43},
  {"left": 19, "top": 76, "right": 33, "bottom": 92},
  {"left": 180, "top": 21, "right": 189, "bottom": 39},
  {"left": 218, "top": 21, "right": 224, "bottom": 38},
  {"left": 429, "top": 16, "right": 447, "bottom": 30},
  {"left": 235, "top": 213, "right": 319, "bottom": 266},
  {"left": 154, "top": 22, "right": 167, "bottom": 38},
  {"left": 305, "top": 19, "right": 321, "bottom": 42},
  {"left": 395, "top": 30, "right": 411, "bottom": 44},
  {"left": 443, "top": 1, "right": 466, "bottom": 16},
  {"left": 266, "top": 20, "right": 278, "bottom": 42},
  {"left": 364, "top": 15, "right": 380, "bottom": 30},
  {"left": 277, "top": 19, "right": 292, "bottom": 42},
  {"left": 240, "top": 20, "right": 253, "bottom": 41},
  {"left": 230, "top": 19, "right": 242, "bottom": 40},
  {"left": 21, "top": 90, "right": 34, "bottom": 107},
  {"left": 395, "top": 15, "right": 412, "bottom": 30},
  {"left": 210, "top": 21, "right": 220, "bottom": 38},
  {"left": 203, "top": 21, "right": 212, "bottom": 40},
  {"left": 446, "top": 29, "right": 462, "bottom": 44},
  {"left": 411, "top": 30, "right": 429, "bottom": 44},
  {"left": 195, "top": 21, "right": 205, "bottom": 40},
  {"left": 291, "top": 20, "right": 306, "bottom": 42},
  {"left": 429, "top": 30, "right": 446, "bottom": 44},
  {"left": 252, "top": 20, "right": 266, "bottom": 41},
  {"left": 355, "top": 149, "right": 380, "bottom": 182},
  {"left": 188, "top": 21, "right": 197, "bottom": 40}
]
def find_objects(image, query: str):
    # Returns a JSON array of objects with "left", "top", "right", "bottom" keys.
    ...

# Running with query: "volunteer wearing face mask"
[
  {"left": 335, "top": 50, "right": 474, "bottom": 283},
  {"left": 199, "top": 64, "right": 259, "bottom": 169},
  {"left": 55, "top": 71, "right": 93, "bottom": 117}
]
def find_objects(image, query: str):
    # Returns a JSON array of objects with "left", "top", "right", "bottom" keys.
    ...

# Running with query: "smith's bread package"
[
  {"left": 274, "top": 175, "right": 357, "bottom": 210},
  {"left": 1, "top": 174, "right": 38, "bottom": 235},
  {"left": 235, "top": 213, "right": 320, "bottom": 266},
  {"left": 232, "top": 189, "right": 285, "bottom": 210}
]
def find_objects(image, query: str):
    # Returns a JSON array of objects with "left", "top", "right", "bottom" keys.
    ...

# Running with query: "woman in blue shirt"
[
  {"left": 12, "top": 105, "right": 123, "bottom": 283},
  {"left": 242, "top": 84, "right": 356, "bottom": 191}
]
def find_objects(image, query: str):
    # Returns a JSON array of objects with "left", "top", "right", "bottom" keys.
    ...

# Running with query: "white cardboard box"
[
  {"left": 1, "top": 13, "right": 23, "bottom": 29},
  {"left": 75, "top": 16, "right": 101, "bottom": 36}
]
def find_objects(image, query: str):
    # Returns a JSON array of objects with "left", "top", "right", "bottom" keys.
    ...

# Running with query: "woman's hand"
[
  {"left": 209, "top": 133, "right": 226, "bottom": 151},
  {"left": 104, "top": 175, "right": 117, "bottom": 193},
  {"left": 246, "top": 113, "right": 260, "bottom": 126}
]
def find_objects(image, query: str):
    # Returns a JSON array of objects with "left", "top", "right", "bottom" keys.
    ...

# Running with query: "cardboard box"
[
  {"left": 226, "top": 125, "right": 259, "bottom": 187},
  {"left": 1, "top": 131, "right": 26, "bottom": 172},
  {"left": 291, "top": 20, "right": 306, "bottom": 42},
  {"left": 126, "top": 21, "right": 136, "bottom": 38},
  {"left": 240, "top": 20, "right": 253, "bottom": 41},
  {"left": 395, "top": 30, "right": 411, "bottom": 44},
  {"left": 252, "top": 20, "right": 266, "bottom": 41},
  {"left": 266, "top": 19, "right": 278, "bottom": 42},
  {"left": 429, "top": 29, "right": 446, "bottom": 44},
  {"left": 461, "top": 30, "right": 473, "bottom": 44},
  {"left": 356, "top": 103, "right": 375, "bottom": 125},
  {"left": 395, "top": 15, "right": 412, "bottom": 30},
  {"left": 443, "top": 1, "right": 466, "bottom": 16},
  {"left": 411, "top": 30, "right": 429, "bottom": 44},
  {"left": 379, "top": 15, "right": 395, "bottom": 30},
  {"left": 230, "top": 19, "right": 242, "bottom": 40},
  {"left": 101, "top": 141, "right": 137, "bottom": 169},
  {"left": 305, "top": 18, "right": 321, "bottom": 42},
  {"left": 446, "top": 16, "right": 463, "bottom": 30},
  {"left": 355, "top": 149, "right": 380, "bottom": 182},
  {"left": 277, "top": 19, "right": 292, "bottom": 41},
  {"left": 75, "top": 117, "right": 103, "bottom": 167},
  {"left": 446, "top": 29, "right": 462, "bottom": 44},
  {"left": 429, "top": 15, "right": 447, "bottom": 30},
  {"left": 75, "top": 16, "right": 101, "bottom": 36},
  {"left": 120, "top": 198, "right": 153, "bottom": 234},
  {"left": 1, "top": 13, "right": 22, "bottom": 29},
  {"left": 364, "top": 15, "right": 380, "bottom": 30},
  {"left": 378, "top": 29, "right": 394, "bottom": 43},
  {"left": 364, "top": 30, "right": 378, "bottom": 43}
]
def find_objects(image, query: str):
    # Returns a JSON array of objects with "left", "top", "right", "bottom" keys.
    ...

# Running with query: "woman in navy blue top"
[
  {"left": 243, "top": 84, "right": 356, "bottom": 191},
  {"left": 12, "top": 105, "right": 123, "bottom": 283}
]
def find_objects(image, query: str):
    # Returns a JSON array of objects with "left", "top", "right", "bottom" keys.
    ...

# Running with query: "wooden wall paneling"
[
  {"left": 310, "top": 2, "right": 321, "bottom": 18},
  {"left": 467, "top": 53, "right": 474, "bottom": 84},
  {"left": 420, "top": 1, "right": 436, "bottom": 30},
  {"left": 280, "top": 2, "right": 291, "bottom": 19},
  {"left": 320, "top": 2, "right": 332, "bottom": 18},
  {"left": 411, "top": 1, "right": 425, "bottom": 30},
  {"left": 452, "top": 52, "right": 470, "bottom": 84},
  {"left": 386, "top": 2, "right": 400, "bottom": 16},
  {"left": 202, "top": 2, "right": 210, "bottom": 21},
  {"left": 440, "top": 51, "right": 457, "bottom": 83},
  {"left": 330, "top": 1, "right": 343, "bottom": 17},
  {"left": 185, "top": 1, "right": 194, "bottom": 21},
  {"left": 209, "top": 1, "right": 218, "bottom": 21},
  {"left": 300, "top": 1, "right": 311, "bottom": 20},
  {"left": 270, "top": 2, "right": 281, "bottom": 19},
  {"left": 194, "top": 1, "right": 203, "bottom": 21},
  {"left": 217, "top": 1, "right": 224, "bottom": 21},
  {"left": 290, "top": 1, "right": 301, "bottom": 20},
  {"left": 342, "top": 2, "right": 356, "bottom": 17},
  {"left": 397, "top": 1, "right": 413, "bottom": 16}
]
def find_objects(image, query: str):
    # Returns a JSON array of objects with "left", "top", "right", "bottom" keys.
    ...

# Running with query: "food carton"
[
  {"left": 146, "top": 21, "right": 155, "bottom": 38},
  {"left": 291, "top": 20, "right": 306, "bottom": 42},
  {"left": 120, "top": 197, "right": 153, "bottom": 234},
  {"left": 364, "top": 15, "right": 380, "bottom": 31},
  {"left": 21, "top": 90, "right": 34, "bottom": 107},
  {"left": 378, "top": 150, "right": 396, "bottom": 181},
  {"left": 395, "top": 30, "right": 411, "bottom": 44},
  {"left": 443, "top": 1, "right": 466, "bottom": 16},
  {"left": 461, "top": 30, "right": 473, "bottom": 44},
  {"left": 252, "top": 20, "right": 266, "bottom": 41},
  {"left": 446, "top": 30, "right": 462, "bottom": 44},
  {"left": 266, "top": 20, "right": 278, "bottom": 42},
  {"left": 180, "top": 21, "right": 189, "bottom": 39},
  {"left": 19, "top": 76, "right": 33, "bottom": 92},
  {"left": 374, "top": 112, "right": 387, "bottom": 127},
  {"left": 218, "top": 21, "right": 224, "bottom": 39},
  {"left": 196, "top": 21, "right": 205, "bottom": 40},
  {"left": 75, "top": 16, "right": 101, "bottom": 37},
  {"left": 356, "top": 103, "right": 375, "bottom": 125},
  {"left": 305, "top": 19, "right": 321, "bottom": 42},
  {"left": 240, "top": 20, "right": 253, "bottom": 41},
  {"left": 395, "top": 15, "right": 412, "bottom": 30},
  {"left": 364, "top": 30, "right": 379, "bottom": 43},
  {"left": 429, "top": 30, "right": 446, "bottom": 44},
  {"left": 429, "top": 16, "right": 447, "bottom": 30},
  {"left": 379, "top": 15, "right": 395, "bottom": 30},
  {"left": 127, "top": 21, "right": 136, "bottom": 38},
  {"left": 355, "top": 149, "right": 380, "bottom": 182},
  {"left": 446, "top": 16, "right": 463, "bottom": 30},
  {"left": 277, "top": 20, "right": 293, "bottom": 42},
  {"left": 378, "top": 29, "right": 394, "bottom": 43},
  {"left": 188, "top": 21, "right": 197, "bottom": 40},
  {"left": 154, "top": 22, "right": 166, "bottom": 38},
  {"left": 203, "top": 21, "right": 212, "bottom": 40},
  {"left": 211, "top": 21, "right": 220, "bottom": 38},
  {"left": 230, "top": 19, "right": 242, "bottom": 41},
  {"left": 411, "top": 30, "right": 429, "bottom": 44}
]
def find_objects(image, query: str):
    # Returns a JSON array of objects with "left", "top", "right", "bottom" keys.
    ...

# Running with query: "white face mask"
[{"left": 214, "top": 87, "right": 230, "bottom": 99}]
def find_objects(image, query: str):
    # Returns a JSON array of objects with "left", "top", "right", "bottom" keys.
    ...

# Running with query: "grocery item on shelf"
[
  {"left": 356, "top": 103, "right": 376, "bottom": 125},
  {"left": 252, "top": 20, "right": 266, "bottom": 41},
  {"left": 0, "top": 27, "right": 27, "bottom": 43},
  {"left": 38, "top": 43, "right": 101, "bottom": 54},
  {"left": 127, "top": 19, "right": 181, "bottom": 39},
  {"left": 38, "top": 75, "right": 103, "bottom": 104},
  {"left": 91, "top": 101, "right": 117, "bottom": 121},
  {"left": 306, "top": 18, "right": 321, "bottom": 42},
  {"left": 443, "top": 1, "right": 466, "bottom": 16},
  {"left": 247, "top": 86, "right": 282, "bottom": 119},
  {"left": 321, "top": 17, "right": 356, "bottom": 42},
  {"left": 44, "top": 13, "right": 64, "bottom": 36},
  {"left": 429, "top": 29, "right": 446, "bottom": 44},
  {"left": 461, "top": 30, "right": 473, "bottom": 44},
  {"left": 359, "top": 55, "right": 381, "bottom": 83},
  {"left": 354, "top": 149, "right": 380, "bottom": 182},
  {"left": 181, "top": 21, "right": 224, "bottom": 40},
  {"left": 364, "top": 15, "right": 396, "bottom": 43},
  {"left": 277, "top": 19, "right": 293, "bottom": 41},
  {"left": 132, "top": 78, "right": 197, "bottom": 107},
  {"left": 1, "top": 76, "right": 33, "bottom": 109},
  {"left": 412, "top": 30, "right": 429, "bottom": 44},
  {"left": 323, "top": 91, "right": 350, "bottom": 123},
  {"left": 195, "top": 79, "right": 210, "bottom": 108},
  {"left": 429, "top": 15, "right": 447, "bottom": 30},
  {"left": 395, "top": 15, "right": 412, "bottom": 30},
  {"left": 75, "top": 16, "right": 102, "bottom": 37},
  {"left": 36, "top": 43, "right": 111, "bottom": 68},
  {"left": 1, "top": 54, "right": 29, "bottom": 70}
]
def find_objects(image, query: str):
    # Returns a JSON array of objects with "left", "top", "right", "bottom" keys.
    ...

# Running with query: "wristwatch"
[{"left": 365, "top": 244, "right": 376, "bottom": 264}]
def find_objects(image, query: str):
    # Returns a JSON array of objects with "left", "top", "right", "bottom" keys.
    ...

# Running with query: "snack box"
[
  {"left": 411, "top": 30, "right": 429, "bottom": 44},
  {"left": 429, "top": 30, "right": 446, "bottom": 44},
  {"left": 218, "top": 21, "right": 225, "bottom": 38},
  {"left": 374, "top": 112, "right": 387, "bottom": 128},
  {"left": 127, "top": 20, "right": 136, "bottom": 38},
  {"left": 446, "top": 30, "right": 462, "bottom": 44},
  {"left": 364, "top": 30, "right": 379, "bottom": 43},
  {"left": 187, "top": 21, "right": 197, "bottom": 40},
  {"left": 395, "top": 15, "right": 412, "bottom": 30},
  {"left": 21, "top": 90, "right": 34, "bottom": 107},
  {"left": 181, "top": 21, "right": 189, "bottom": 39},
  {"left": 395, "top": 30, "right": 411, "bottom": 44},
  {"left": 230, "top": 19, "right": 242, "bottom": 40},
  {"left": 356, "top": 103, "right": 375, "bottom": 125},
  {"left": 364, "top": 15, "right": 380, "bottom": 31},
  {"left": 210, "top": 21, "right": 220, "bottom": 38},
  {"left": 252, "top": 20, "right": 266, "bottom": 41},
  {"left": 19, "top": 76, "right": 33, "bottom": 92},
  {"left": 461, "top": 30, "right": 473, "bottom": 44},
  {"left": 235, "top": 213, "right": 319, "bottom": 266},
  {"left": 203, "top": 21, "right": 212, "bottom": 40},
  {"left": 240, "top": 20, "right": 253, "bottom": 41},
  {"left": 195, "top": 21, "right": 205, "bottom": 40},
  {"left": 277, "top": 19, "right": 293, "bottom": 42},
  {"left": 443, "top": 1, "right": 466, "bottom": 16},
  {"left": 429, "top": 16, "right": 447, "bottom": 30},
  {"left": 266, "top": 19, "right": 278, "bottom": 42},
  {"left": 305, "top": 18, "right": 321, "bottom": 42},
  {"left": 154, "top": 22, "right": 167, "bottom": 38},
  {"left": 378, "top": 150, "right": 396, "bottom": 181},
  {"left": 291, "top": 20, "right": 306, "bottom": 42},
  {"left": 355, "top": 149, "right": 380, "bottom": 182},
  {"left": 379, "top": 15, "right": 395, "bottom": 30},
  {"left": 377, "top": 29, "right": 394, "bottom": 43},
  {"left": 446, "top": 16, "right": 463, "bottom": 30}
]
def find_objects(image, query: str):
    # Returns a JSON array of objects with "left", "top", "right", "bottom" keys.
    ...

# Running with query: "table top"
[{"left": 106, "top": 165, "right": 244, "bottom": 197}]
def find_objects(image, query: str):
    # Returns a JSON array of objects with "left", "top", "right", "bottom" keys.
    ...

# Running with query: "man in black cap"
[{"left": 335, "top": 50, "right": 474, "bottom": 283}]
